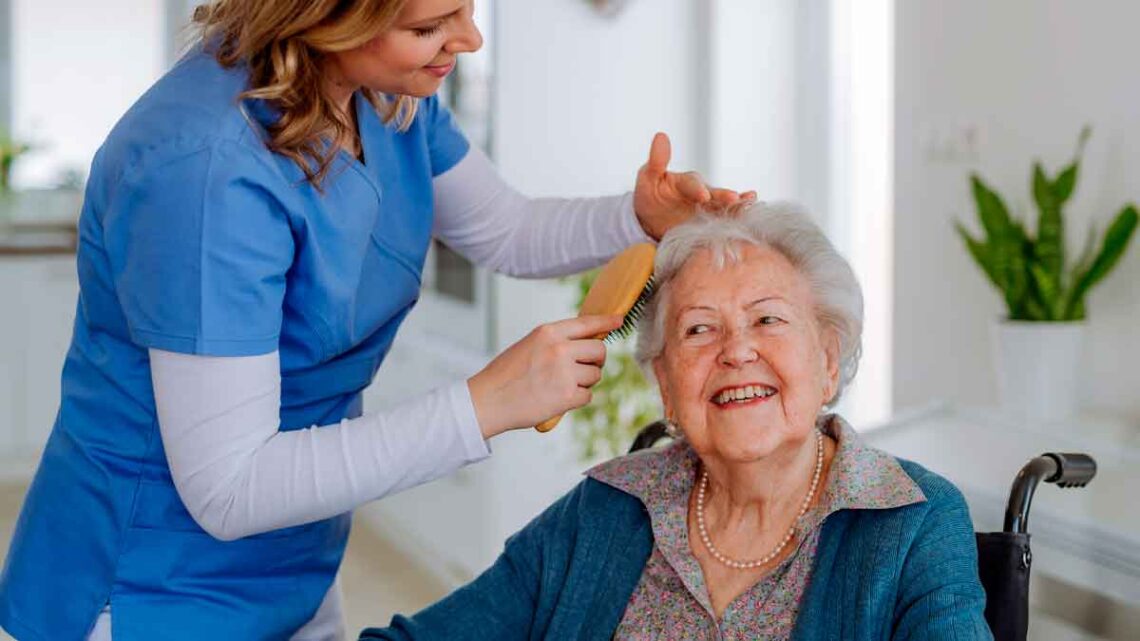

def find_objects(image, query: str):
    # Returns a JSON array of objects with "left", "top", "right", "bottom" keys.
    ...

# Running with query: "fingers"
[
  {"left": 568, "top": 338, "right": 607, "bottom": 366},
  {"left": 545, "top": 314, "right": 624, "bottom": 340},
  {"left": 573, "top": 362, "right": 604, "bottom": 388},
  {"left": 708, "top": 188, "right": 742, "bottom": 207},
  {"left": 675, "top": 171, "right": 712, "bottom": 203},
  {"left": 569, "top": 387, "right": 593, "bottom": 409},
  {"left": 646, "top": 132, "right": 671, "bottom": 175}
]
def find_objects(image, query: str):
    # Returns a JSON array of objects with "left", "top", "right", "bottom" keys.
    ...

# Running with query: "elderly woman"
[{"left": 360, "top": 202, "right": 992, "bottom": 640}]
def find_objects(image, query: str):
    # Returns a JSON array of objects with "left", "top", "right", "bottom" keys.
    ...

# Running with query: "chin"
[
  {"left": 366, "top": 78, "right": 441, "bottom": 98},
  {"left": 403, "top": 84, "right": 442, "bottom": 98},
  {"left": 709, "top": 425, "right": 785, "bottom": 462}
]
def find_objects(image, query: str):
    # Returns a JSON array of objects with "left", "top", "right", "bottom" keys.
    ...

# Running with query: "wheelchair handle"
[{"left": 1003, "top": 452, "right": 1097, "bottom": 533}]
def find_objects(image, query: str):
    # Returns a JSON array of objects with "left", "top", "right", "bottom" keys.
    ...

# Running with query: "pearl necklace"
[{"left": 695, "top": 430, "right": 824, "bottom": 570}]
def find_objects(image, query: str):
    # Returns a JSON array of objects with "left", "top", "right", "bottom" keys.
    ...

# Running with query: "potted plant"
[
  {"left": 955, "top": 127, "right": 1138, "bottom": 421},
  {"left": 0, "top": 129, "right": 32, "bottom": 195}
]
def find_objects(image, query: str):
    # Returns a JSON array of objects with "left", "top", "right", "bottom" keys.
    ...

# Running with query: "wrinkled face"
[
  {"left": 653, "top": 244, "right": 840, "bottom": 464},
  {"left": 327, "top": 0, "right": 483, "bottom": 97}
]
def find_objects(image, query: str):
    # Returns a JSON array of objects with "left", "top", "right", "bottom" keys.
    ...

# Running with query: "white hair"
[{"left": 634, "top": 201, "right": 864, "bottom": 407}]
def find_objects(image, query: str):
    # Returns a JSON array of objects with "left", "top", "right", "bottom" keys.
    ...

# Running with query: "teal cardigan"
[{"left": 361, "top": 460, "right": 992, "bottom": 640}]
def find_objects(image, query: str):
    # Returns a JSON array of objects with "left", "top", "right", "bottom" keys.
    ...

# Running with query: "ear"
[
  {"left": 653, "top": 357, "right": 674, "bottom": 419},
  {"left": 821, "top": 329, "right": 841, "bottom": 402}
]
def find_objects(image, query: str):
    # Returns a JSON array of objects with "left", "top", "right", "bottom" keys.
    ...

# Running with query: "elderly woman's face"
[{"left": 653, "top": 243, "right": 840, "bottom": 463}]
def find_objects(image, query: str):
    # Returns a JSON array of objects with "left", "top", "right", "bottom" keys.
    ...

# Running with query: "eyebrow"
[
  {"left": 402, "top": 6, "right": 463, "bottom": 27},
  {"left": 676, "top": 297, "right": 784, "bottom": 316}
]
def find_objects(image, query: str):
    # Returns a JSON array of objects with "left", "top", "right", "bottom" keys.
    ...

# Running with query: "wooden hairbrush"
[{"left": 534, "top": 242, "right": 657, "bottom": 433}]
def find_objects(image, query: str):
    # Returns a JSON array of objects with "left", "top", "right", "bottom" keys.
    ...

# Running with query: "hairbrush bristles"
[{"left": 604, "top": 275, "right": 655, "bottom": 343}]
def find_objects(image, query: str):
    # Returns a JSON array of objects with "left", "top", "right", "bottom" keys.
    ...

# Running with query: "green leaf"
[
  {"left": 966, "top": 174, "right": 1037, "bottom": 317},
  {"left": 995, "top": 228, "right": 1031, "bottom": 318},
  {"left": 1023, "top": 296, "right": 1048, "bottom": 321},
  {"left": 1070, "top": 223, "right": 1099, "bottom": 283},
  {"left": 1054, "top": 127, "right": 1090, "bottom": 205},
  {"left": 1029, "top": 262, "right": 1063, "bottom": 320},
  {"left": 1068, "top": 299, "right": 1086, "bottom": 321},
  {"left": 970, "top": 174, "right": 1014, "bottom": 241},
  {"left": 954, "top": 222, "right": 1002, "bottom": 289},
  {"left": 1064, "top": 204, "right": 1139, "bottom": 318},
  {"left": 1033, "top": 162, "right": 1065, "bottom": 283},
  {"left": 1063, "top": 223, "right": 1099, "bottom": 314},
  {"left": 1053, "top": 162, "right": 1079, "bottom": 204}
]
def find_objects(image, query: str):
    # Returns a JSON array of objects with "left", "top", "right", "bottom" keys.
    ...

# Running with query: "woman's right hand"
[{"left": 467, "top": 314, "right": 624, "bottom": 439}]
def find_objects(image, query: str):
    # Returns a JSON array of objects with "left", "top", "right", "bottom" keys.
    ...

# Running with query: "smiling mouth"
[
  {"left": 423, "top": 61, "right": 455, "bottom": 75},
  {"left": 711, "top": 384, "right": 778, "bottom": 406}
]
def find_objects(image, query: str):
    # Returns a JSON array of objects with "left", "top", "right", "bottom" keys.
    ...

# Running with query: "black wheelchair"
[{"left": 628, "top": 421, "right": 1098, "bottom": 641}]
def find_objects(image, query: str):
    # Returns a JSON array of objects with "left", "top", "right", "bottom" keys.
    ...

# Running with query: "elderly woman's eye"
[
  {"left": 685, "top": 324, "right": 711, "bottom": 336},
  {"left": 757, "top": 316, "right": 782, "bottom": 326}
]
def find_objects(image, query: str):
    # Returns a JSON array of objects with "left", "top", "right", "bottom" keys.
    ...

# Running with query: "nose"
[
  {"left": 718, "top": 328, "right": 759, "bottom": 368},
  {"left": 446, "top": 11, "right": 484, "bottom": 55}
]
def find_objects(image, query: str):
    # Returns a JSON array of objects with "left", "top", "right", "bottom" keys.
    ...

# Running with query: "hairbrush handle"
[{"left": 535, "top": 414, "right": 563, "bottom": 433}]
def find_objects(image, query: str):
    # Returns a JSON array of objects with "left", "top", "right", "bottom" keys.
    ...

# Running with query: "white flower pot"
[{"left": 991, "top": 320, "right": 1085, "bottom": 422}]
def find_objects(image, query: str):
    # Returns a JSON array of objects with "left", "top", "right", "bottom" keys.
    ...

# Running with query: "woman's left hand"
[{"left": 633, "top": 132, "right": 757, "bottom": 240}]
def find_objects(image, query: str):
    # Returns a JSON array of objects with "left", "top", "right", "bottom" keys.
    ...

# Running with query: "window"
[
  {"left": 1, "top": 1, "right": 10, "bottom": 134},
  {"left": 829, "top": 0, "right": 893, "bottom": 426},
  {"left": 8, "top": 0, "right": 165, "bottom": 190},
  {"left": 708, "top": 0, "right": 893, "bottom": 426},
  {"left": 414, "top": 0, "right": 498, "bottom": 354}
]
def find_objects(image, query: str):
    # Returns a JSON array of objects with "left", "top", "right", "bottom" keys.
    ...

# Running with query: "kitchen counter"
[
  {"left": 0, "top": 220, "right": 77, "bottom": 256},
  {"left": 0, "top": 190, "right": 81, "bottom": 256}
]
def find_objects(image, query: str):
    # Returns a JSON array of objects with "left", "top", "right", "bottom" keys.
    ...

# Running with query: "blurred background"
[{"left": 0, "top": 1, "right": 1137, "bottom": 639}]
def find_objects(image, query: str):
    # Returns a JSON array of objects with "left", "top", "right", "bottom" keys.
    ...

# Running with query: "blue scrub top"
[{"left": 0, "top": 46, "right": 469, "bottom": 641}]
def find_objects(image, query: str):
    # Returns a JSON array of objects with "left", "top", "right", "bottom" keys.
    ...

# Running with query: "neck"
[
  {"left": 318, "top": 60, "right": 363, "bottom": 158},
  {"left": 699, "top": 429, "right": 824, "bottom": 531},
  {"left": 320, "top": 59, "right": 359, "bottom": 116}
]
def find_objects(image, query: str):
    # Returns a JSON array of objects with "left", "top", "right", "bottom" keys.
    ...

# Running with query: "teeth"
[{"left": 714, "top": 386, "right": 775, "bottom": 404}]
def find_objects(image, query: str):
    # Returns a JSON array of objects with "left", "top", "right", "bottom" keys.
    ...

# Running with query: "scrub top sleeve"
[
  {"left": 105, "top": 141, "right": 294, "bottom": 356},
  {"left": 421, "top": 94, "right": 470, "bottom": 177}
]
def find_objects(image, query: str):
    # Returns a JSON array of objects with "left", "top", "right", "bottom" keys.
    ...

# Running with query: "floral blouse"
[{"left": 586, "top": 414, "right": 926, "bottom": 641}]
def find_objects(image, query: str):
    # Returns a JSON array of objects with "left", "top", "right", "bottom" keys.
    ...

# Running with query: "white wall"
[
  {"left": 488, "top": 0, "right": 707, "bottom": 560},
  {"left": 708, "top": 1, "right": 797, "bottom": 199},
  {"left": 828, "top": 0, "right": 893, "bottom": 427},
  {"left": 894, "top": 1, "right": 1140, "bottom": 420},
  {"left": 10, "top": 0, "right": 164, "bottom": 188},
  {"left": 362, "top": 0, "right": 706, "bottom": 583},
  {"left": 705, "top": 0, "right": 833, "bottom": 222}
]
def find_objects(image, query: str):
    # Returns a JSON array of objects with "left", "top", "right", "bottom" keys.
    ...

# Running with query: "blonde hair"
[{"left": 193, "top": 0, "right": 419, "bottom": 187}]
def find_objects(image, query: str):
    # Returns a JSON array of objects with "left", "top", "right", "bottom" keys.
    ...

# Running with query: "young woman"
[{"left": 0, "top": 1, "right": 750, "bottom": 639}]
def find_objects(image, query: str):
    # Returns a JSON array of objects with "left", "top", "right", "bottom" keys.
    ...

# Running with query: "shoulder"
[
  {"left": 833, "top": 459, "right": 973, "bottom": 546},
  {"left": 97, "top": 49, "right": 275, "bottom": 190},
  {"left": 585, "top": 443, "right": 683, "bottom": 498},
  {"left": 515, "top": 477, "right": 648, "bottom": 546},
  {"left": 896, "top": 458, "right": 971, "bottom": 513},
  {"left": 559, "top": 476, "right": 649, "bottom": 524}
]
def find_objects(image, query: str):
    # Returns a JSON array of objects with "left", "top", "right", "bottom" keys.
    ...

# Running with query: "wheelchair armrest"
[
  {"left": 1003, "top": 452, "right": 1097, "bottom": 533},
  {"left": 1041, "top": 452, "right": 1096, "bottom": 488}
]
